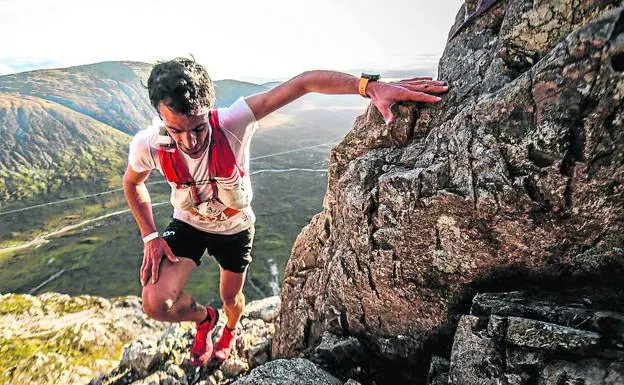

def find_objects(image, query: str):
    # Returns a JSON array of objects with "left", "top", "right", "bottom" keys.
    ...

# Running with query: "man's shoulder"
[
  {"left": 216, "top": 98, "right": 256, "bottom": 130},
  {"left": 131, "top": 119, "right": 160, "bottom": 149},
  {"left": 128, "top": 119, "right": 161, "bottom": 172}
]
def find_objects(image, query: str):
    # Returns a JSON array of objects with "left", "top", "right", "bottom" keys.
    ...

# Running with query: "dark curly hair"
[{"left": 147, "top": 57, "right": 216, "bottom": 115}]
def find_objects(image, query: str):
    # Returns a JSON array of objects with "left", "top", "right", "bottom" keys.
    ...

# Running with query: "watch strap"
[{"left": 358, "top": 77, "right": 370, "bottom": 98}]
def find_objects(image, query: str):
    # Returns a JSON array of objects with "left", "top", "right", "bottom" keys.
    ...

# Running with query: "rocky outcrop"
[
  {"left": 274, "top": 1, "right": 624, "bottom": 384},
  {"left": 433, "top": 291, "right": 624, "bottom": 385},
  {"left": 90, "top": 296, "right": 280, "bottom": 385}
]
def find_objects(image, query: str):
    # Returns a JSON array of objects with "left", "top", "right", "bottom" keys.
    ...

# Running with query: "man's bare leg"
[
  {"left": 142, "top": 258, "right": 208, "bottom": 323},
  {"left": 219, "top": 268, "right": 246, "bottom": 329}
]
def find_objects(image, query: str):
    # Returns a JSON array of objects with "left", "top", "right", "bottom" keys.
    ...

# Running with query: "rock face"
[
  {"left": 274, "top": 1, "right": 624, "bottom": 384},
  {"left": 440, "top": 291, "right": 624, "bottom": 385}
]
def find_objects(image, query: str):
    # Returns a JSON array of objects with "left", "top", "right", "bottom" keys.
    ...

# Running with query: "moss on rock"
[{"left": 0, "top": 294, "right": 35, "bottom": 316}]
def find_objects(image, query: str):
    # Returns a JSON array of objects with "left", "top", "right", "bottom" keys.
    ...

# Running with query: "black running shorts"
[{"left": 161, "top": 219, "right": 254, "bottom": 273}]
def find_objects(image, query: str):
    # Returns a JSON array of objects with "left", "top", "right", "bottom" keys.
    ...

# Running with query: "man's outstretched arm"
[{"left": 245, "top": 70, "right": 448, "bottom": 124}]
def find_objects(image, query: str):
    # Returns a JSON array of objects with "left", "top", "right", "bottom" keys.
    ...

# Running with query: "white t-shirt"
[{"left": 128, "top": 98, "right": 258, "bottom": 235}]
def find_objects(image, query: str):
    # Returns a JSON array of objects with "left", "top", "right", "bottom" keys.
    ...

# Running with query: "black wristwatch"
[{"left": 358, "top": 72, "right": 381, "bottom": 98}]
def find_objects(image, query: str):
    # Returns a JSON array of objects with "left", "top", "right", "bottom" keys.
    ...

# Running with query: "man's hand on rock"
[
  {"left": 367, "top": 77, "right": 449, "bottom": 125},
  {"left": 140, "top": 237, "right": 179, "bottom": 286}
]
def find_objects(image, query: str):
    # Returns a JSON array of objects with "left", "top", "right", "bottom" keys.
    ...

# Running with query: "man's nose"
[{"left": 181, "top": 132, "right": 197, "bottom": 148}]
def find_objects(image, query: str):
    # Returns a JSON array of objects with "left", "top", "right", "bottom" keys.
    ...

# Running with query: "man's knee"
[
  {"left": 221, "top": 291, "right": 244, "bottom": 308},
  {"left": 142, "top": 286, "right": 180, "bottom": 320}
]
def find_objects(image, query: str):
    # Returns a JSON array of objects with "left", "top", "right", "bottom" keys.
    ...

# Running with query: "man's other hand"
[
  {"left": 367, "top": 77, "right": 449, "bottom": 125},
  {"left": 140, "top": 237, "right": 179, "bottom": 286}
]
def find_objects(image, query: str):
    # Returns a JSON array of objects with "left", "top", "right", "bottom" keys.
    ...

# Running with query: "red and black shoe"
[
  {"left": 190, "top": 306, "right": 219, "bottom": 366},
  {"left": 213, "top": 325, "right": 238, "bottom": 362}
]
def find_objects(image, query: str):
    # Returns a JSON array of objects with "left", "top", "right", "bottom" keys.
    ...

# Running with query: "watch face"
[{"left": 361, "top": 71, "right": 381, "bottom": 81}]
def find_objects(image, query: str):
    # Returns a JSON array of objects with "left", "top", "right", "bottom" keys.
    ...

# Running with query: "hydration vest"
[{"left": 156, "top": 110, "right": 248, "bottom": 218}]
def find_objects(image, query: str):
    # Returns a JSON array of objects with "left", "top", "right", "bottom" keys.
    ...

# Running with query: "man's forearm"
[
  {"left": 246, "top": 70, "right": 364, "bottom": 121},
  {"left": 296, "top": 70, "right": 361, "bottom": 95},
  {"left": 123, "top": 181, "right": 158, "bottom": 237}
]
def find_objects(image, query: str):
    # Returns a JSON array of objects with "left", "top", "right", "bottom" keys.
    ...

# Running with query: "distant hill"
[
  {"left": 0, "top": 61, "right": 274, "bottom": 204},
  {"left": 214, "top": 79, "right": 269, "bottom": 107},
  {"left": 0, "top": 92, "right": 129, "bottom": 202},
  {"left": 0, "top": 62, "right": 153, "bottom": 135},
  {"left": 261, "top": 81, "right": 282, "bottom": 89}
]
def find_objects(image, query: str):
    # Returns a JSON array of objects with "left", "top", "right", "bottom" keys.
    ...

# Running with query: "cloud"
[
  {"left": 0, "top": 63, "right": 14, "bottom": 76},
  {"left": 0, "top": 58, "right": 63, "bottom": 75}
]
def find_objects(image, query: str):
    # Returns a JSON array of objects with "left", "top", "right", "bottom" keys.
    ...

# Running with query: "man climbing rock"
[{"left": 123, "top": 57, "right": 448, "bottom": 365}]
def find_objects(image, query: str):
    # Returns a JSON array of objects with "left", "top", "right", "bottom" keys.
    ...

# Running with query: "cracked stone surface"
[
  {"left": 274, "top": 1, "right": 624, "bottom": 384},
  {"left": 446, "top": 292, "right": 624, "bottom": 385}
]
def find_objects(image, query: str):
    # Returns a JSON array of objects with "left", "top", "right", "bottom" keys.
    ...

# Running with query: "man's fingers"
[
  {"left": 140, "top": 258, "right": 146, "bottom": 285},
  {"left": 378, "top": 104, "right": 395, "bottom": 125},
  {"left": 164, "top": 245, "right": 179, "bottom": 263},
  {"left": 408, "top": 91, "right": 443, "bottom": 103},
  {"left": 400, "top": 80, "right": 448, "bottom": 87},
  {"left": 151, "top": 257, "right": 160, "bottom": 284},
  {"left": 141, "top": 259, "right": 151, "bottom": 286},
  {"left": 402, "top": 76, "right": 433, "bottom": 81},
  {"left": 397, "top": 83, "right": 449, "bottom": 94}
]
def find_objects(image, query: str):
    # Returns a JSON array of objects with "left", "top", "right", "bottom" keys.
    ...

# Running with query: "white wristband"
[{"left": 142, "top": 232, "right": 159, "bottom": 243}]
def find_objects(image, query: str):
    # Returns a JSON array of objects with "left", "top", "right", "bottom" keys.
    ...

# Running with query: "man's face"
[{"left": 158, "top": 103, "right": 211, "bottom": 158}]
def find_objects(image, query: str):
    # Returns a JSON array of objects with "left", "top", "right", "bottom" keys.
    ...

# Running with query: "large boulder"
[
  {"left": 442, "top": 291, "right": 624, "bottom": 385},
  {"left": 274, "top": 1, "right": 624, "bottom": 384},
  {"left": 231, "top": 358, "right": 342, "bottom": 385}
]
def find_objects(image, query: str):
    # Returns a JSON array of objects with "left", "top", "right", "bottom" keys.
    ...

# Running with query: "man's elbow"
[
  {"left": 122, "top": 167, "right": 145, "bottom": 191},
  {"left": 295, "top": 71, "right": 316, "bottom": 94}
]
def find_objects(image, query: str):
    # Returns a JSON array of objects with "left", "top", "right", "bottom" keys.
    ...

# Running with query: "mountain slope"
[
  {"left": 0, "top": 61, "right": 153, "bottom": 135},
  {"left": 214, "top": 79, "right": 269, "bottom": 107},
  {"left": 0, "top": 92, "right": 129, "bottom": 202}
]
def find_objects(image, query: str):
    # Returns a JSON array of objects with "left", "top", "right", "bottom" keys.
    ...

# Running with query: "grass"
[
  {"left": 0, "top": 294, "right": 34, "bottom": 316},
  {"left": 0, "top": 328, "right": 126, "bottom": 385}
]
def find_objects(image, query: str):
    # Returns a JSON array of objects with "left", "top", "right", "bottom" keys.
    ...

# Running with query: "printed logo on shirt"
[{"left": 162, "top": 230, "right": 176, "bottom": 238}]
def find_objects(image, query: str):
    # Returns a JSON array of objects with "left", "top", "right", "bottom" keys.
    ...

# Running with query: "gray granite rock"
[
  {"left": 230, "top": 358, "right": 342, "bottom": 385},
  {"left": 448, "top": 316, "right": 505, "bottom": 385},
  {"left": 506, "top": 316, "right": 601, "bottom": 352},
  {"left": 92, "top": 298, "right": 280, "bottom": 385},
  {"left": 443, "top": 292, "right": 624, "bottom": 385},
  {"left": 426, "top": 356, "right": 449, "bottom": 385},
  {"left": 243, "top": 296, "right": 281, "bottom": 323},
  {"left": 120, "top": 340, "right": 165, "bottom": 377},
  {"left": 311, "top": 332, "right": 364, "bottom": 377}
]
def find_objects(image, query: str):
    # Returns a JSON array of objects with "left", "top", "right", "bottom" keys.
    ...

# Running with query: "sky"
[{"left": 0, "top": 0, "right": 463, "bottom": 82}]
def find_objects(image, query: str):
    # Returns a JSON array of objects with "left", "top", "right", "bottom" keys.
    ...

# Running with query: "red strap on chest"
[
  {"left": 157, "top": 110, "right": 243, "bottom": 209},
  {"left": 160, "top": 147, "right": 201, "bottom": 204},
  {"left": 208, "top": 110, "right": 245, "bottom": 179}
]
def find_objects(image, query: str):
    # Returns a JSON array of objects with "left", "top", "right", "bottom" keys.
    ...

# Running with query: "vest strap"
[{"left": 157, "top": 109, "right": 243, "bottom": 215}]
